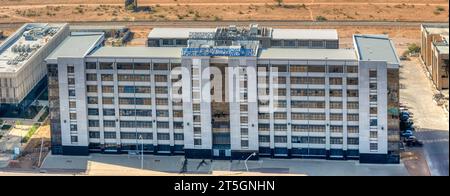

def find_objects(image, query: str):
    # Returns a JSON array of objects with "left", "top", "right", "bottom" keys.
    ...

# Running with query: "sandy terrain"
[{"left": 0, "top": 1, "right": 448, "bottom": 23}]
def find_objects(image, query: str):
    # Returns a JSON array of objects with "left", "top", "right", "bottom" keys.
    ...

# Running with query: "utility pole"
[
  {"left": 139, "top": 134, "right": 143, "bottom": 169},
  {"left": 244, "top": 152, "right": 256, "bottom": 172}
]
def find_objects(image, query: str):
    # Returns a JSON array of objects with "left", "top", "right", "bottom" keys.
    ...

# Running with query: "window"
[
  {"left": 258, "top": 124, "right": 270, "bottom": 132},
  {"left": 68, "top": 89, "right": 76, "bottom": 96},
  {"left": 155, "top": 75, "right": 168, "bottom": 82},
  {"left": 370, "top": 83, "right": 377, "bottom": 90},
  {"left": 274, "top": 124, "right": 287, "bottom": 131},
  {"left": 156, "top": 98, "right": 168, "bottom": 105},
  {"left": 173, "top": 110, "right": 183, "bottom": 118},
  {"left": 89, "top": 131, "right": 100, "bottom": 139},
  {"left": 157, "top": 133, "right": 170, "bottom": 140},
  {"left": 347, "top": 138, "right": 359, "bottom": 145},
  {"left": 70, "top": 124, "right": 77, "bottom": 132},
  {"left": 370, "top": 95, "right": 377, "bottom": 102},
  {"left": 194, "top": 127, "right": 201, "bottom": 134},
  {"left": 273, "top": 112, "right": 287, "bottom": 120},
  {"left": 292, "top": 125, "right": 325, "bottom": 132},
  {"left": 119, "top": 98, "right": 151, "bottom": 105},
  {"left": 116, "top": 63, "right": 133, "bottom": 70},
  {"left": 241, "top": 140, "right": 249, "bottom": 148},
  {"left": 347, "top": 114, "right": 359, "bottom": 121},
  {"left": 157, "top": 122, "right": 169, "bottom": 129},
  {"left": 370, "top": 131, "right": 378, "bottom": 139},
  {"left": 103, "top": 109, "right": 115, "bottom": 116},
  {"left": 240, "top": 116, "right": 248, "bottom": 123},
  {"left": 176, "top": 39, "right": 187, "bottom": 45},
  {"left": 259, "top": 135, "right": 270, "bottom": 142},
  {"left": 274, "top": 101, "right": 287, "bottom": 108},
  {"left": 274, "top": 136, "right": 287, "bottom": 143},
  {"left": 241, "top": 128, "right": 248, "bottom": 136},
  {"left": 86, "top": 85, "right": 97, "bottom": 93},
  {"left": 240, "top": 104, "right": 248, "bottom": 112},
  {"left": 104, "top": 120, "right": 116, "bottom": 127},
  {"left": 329, "top": 89, "right": 342, "bottom": 97},
  {"left": 307, "top": 66, "right": 326, "bottom": 73},
  {"left": 135, "top": 63, "right": 151, "bottom": 70},
  {"left": 155, "top": 87, "right": 168, "bottom": 94},
  {"left": 330, "top": 125, "right": 343, "bottom": 133},
  {"left": 156, "top": 110, "right": 169, "bottom": 117},
  {"left": 309, "top": 137, "right": 326, "bottom": 144},
  {"left": 347, "top": 66, "right": 358, "bottom": 73},
  {"left": 330, "top": 137, "right": 343, "bottom": 144},
  {"left": 329, "top": 65, "right": 343, "bottom": 73},
  {"left": 329, "top": 78, "right": 342, "bottom": 85},
  {"left": 86, "top": 62, "right": 97, "bottom": 69},
  {"left": 67, "top": 66, "right": 75, "bottom": 73},
  {"left": 370, "top": 107, "right": 378, "bottom": 115},
  {"left": 369, "top": 70, "right": 377, "bottom": 78},
  {"left": 104, "top": 132, "right": 116, "bottom": 139},
  {"left": 347, "top": 90, "right": 358, "bottom": 97},
  {"left": 103, "top": 97, "right": 114, "bottom": 105},
  {"left": 153, "top": 63, "right": 168, "bottom": 70},
  {"left": 258, "top": 113, "right": 270, "bottom": 119},
  {"left": 69, "top": 101, "right": 76, "bottom": 108},
  {"left": 311, "top": 40, "right": 324, "bottom": 48},
  {"left": 135, "top": 86, "right": 151, "bottom": 94},
  {"left": 298, "top": 40, "right": 309, "bottom": 47},
  {"left": 274, "top": 88, "right": 286, "bottom": 96},
  {"left": 101, "top": 74, "right": 113, "bottom": 81},
  {"left": 68, "top": 78, "right": 75, "bottom": 85},
  {"left": 347, "top": 102, "right": 359, "bottom": 109},
  {"left": 330, "top": 113, "right": 343, "bottom": 121},
  {"left": 69, "top": 113, "right": 77, "bottom": 120},
  {"left": 102, "top": 86, "right": 114, "bottom": 93},
  {"left": 330, "top": 102, "right": 342, "bottom": 109},
  {"left": 86, "top": 74, "right": 97, "bottom": 81},
  {"left": 174, "top": 122, "right": 183, "bottom": 129},
  {"left": 174, "top": 133, "right": 184, "bottom": 140},
  {"left": 118, "top": 86, "right": 134, "bottom": 93},
  {"left": 273, "top": 65, "right": 287, "bottom": 72},
  {"left": 290, "top": 65, "right": 307, "bottom": 72},
  {"left": 99, "top": 62, "right": 113, "bottom": 70},
  {"left": 88, "top": 108, "right": 99, "bottom": 115},
  {"left": 194, "top": 138, "right": 202, "bottom": 145},
  {"left": 347, "top": 78, "right": 358, "bottom": 85},
  {"left": 348, "top": 126, "right": 359, "bottom": 133},
  {"left": 87, "top": 97, "right": 98, "bottom": 104},
  {"left": 273, "top": 77, "right": 286, "bottom": 84},
  {"left": 370, "top": 143, "right": 378, "bottom": 151},
  {"left": 88, "top": 120, "right": 99, "bottom": 127},
  {"left": 71, "top": 136, "right": 78, "bottom": 143},
  {"left": 370, "top": 119, "right": 378, "bottom": 126}
]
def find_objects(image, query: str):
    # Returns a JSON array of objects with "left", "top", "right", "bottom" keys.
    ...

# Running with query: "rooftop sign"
[{"left": 182, "top": 47, "right": 254, "bottom": 57}]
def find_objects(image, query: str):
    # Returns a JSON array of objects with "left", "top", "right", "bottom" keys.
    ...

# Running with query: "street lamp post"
[
  {"left": 139, "top": 134, "right": 143, "bottom": 169},
  {"left": 244, "top": 152, "right": 256, "bottom": 172}
]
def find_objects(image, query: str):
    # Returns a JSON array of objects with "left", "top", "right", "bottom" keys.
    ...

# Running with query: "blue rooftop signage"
[{"left": 182, "top": 47, "right": 254, "bottom": 57}]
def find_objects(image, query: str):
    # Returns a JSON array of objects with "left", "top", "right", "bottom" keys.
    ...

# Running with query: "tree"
[
  {"left": 407, "top": 43, "right": 420, "bottom": 54},
  {"left": 275, "top": 0, "right": 283, "bottom": 7}
]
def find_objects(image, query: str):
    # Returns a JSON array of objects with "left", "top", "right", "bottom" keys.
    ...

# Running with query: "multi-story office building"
[
  {"left": 47, "top": 25, "right": 400, "bottom": 163},
  {"left": 420, "top": 24, "right": 449, "bottom": 90},
  {"left": 0, "top": 23, "right": 69, "bottom": 116}
]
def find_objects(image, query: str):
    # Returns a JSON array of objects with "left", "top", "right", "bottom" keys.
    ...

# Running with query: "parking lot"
[{"left": 399, "top": 57, "right": 449, "bottom": 176}]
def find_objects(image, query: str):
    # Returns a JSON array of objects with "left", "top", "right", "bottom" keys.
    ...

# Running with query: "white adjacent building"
[
  {"left": 0, "top": 23, "right": 69, "bottom": 116},
  {"left": 46, "top": 25, "right": 400, "bottom": 163}
]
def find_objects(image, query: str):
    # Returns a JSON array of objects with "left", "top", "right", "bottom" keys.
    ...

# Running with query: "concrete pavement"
[
  {"left": 400, "top": 58, "right": 449, "bottom": 176},
  {"left": 38, "top": 153, "right": 409, "bottom": 176}
]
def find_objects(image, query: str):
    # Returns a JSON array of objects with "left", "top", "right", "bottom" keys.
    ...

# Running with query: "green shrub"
[{"left": 316, "top": 15, "right": 327, "bottom": 21}]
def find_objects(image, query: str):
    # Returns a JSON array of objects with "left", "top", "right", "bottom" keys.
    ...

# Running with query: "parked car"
[
  {"left": 404, "top": 136, "right": 423, "bottom": 147},
  {"left": 401, "top": 130, "right": 414, "bottom": 137}
]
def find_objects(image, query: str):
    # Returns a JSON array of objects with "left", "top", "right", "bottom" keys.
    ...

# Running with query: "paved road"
[
  {"left": 400, "top": 58, "right": 449, "bottom": 176},
  {"left": 0, "top": 20, "right": 448, "bottom": 29}
]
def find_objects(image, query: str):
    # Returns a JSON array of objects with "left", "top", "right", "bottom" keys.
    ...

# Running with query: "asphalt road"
[
  {"left": 400, "top": 58, "right": 449, "bottom": 176},
  {"left": 0, "top": 20, "right": 448, "bottom": 29}
]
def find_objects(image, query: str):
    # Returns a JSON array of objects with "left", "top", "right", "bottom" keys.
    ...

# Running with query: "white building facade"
[{"left": 47, "top": 25, "right": 400, "bottom": 163}]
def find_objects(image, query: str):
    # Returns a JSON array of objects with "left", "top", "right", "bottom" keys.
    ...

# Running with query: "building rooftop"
[
  {"left": 271, "top": 29, "right": 338, "bottom": 40},
  {"left": 148, "top": 28, "right": 215, "bottom": 39},
  {"left": 89, "top": 47, "right": 182, "bottom": 58},
  {"left": 46, "top": 32, "right": 104, "bottom": 63},
  {"left": 423, "top": 24, "right": 449, "bottom": 36},
  {"left": 258, "top": 48, "right": 356, "bottom": 60},
  {"left": 0, "top": 23, "right": 65, "bottom": 73},
  {"left": 353, "top": 34, "right": 399, "bottom": 64}
]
